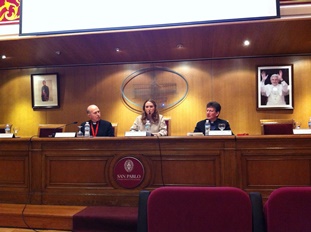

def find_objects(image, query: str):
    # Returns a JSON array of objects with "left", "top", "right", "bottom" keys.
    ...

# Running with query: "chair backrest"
[
  {"left": 38, "top": 124, "right": 66, "bottom": 137},
  {"left": 0, "top": 124, "right": 11, "bottom": 133},
  {"left": 260, "top": 119, "right": 294, "bottom": 135},
  {"left": 264, "top": 187, "right": 311, "bottom": 232},
  {"left": 111, "top": 123, "right": 118, "bottom": 136},
  {"left": 142, "top": 187, "right": 254, "bottom": 232},
  {"left": 163, "top": 117, "right": 171, "bottom": 136}
]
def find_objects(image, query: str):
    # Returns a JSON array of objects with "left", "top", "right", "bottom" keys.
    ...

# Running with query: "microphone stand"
[{"left": 147, "top": 112, "right": 153, "bottom": 136}]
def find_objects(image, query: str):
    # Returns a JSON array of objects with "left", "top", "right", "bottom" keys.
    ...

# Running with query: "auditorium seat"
[
  {"left": 137, "top": 186, "right": 265, "bottom": 232},
  {"left": 260, "top": 119, "right": 294, "bottom": 135},
  {"left": 264, "top": 187, "right": 311, "bottom": 232}
]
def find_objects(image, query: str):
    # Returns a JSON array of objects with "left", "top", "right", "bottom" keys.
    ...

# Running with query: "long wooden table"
[
  {"left": 1, "top": 135, "right": 311, "bottom": 206},
  {"left": 236, "top": 135, "right": 311, "bottom": 200}
]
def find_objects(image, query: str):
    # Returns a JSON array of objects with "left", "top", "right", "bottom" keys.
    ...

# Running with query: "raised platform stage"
[
  {"left": 0, "top": 204, "right": 84, "bottom": 230},
  {"left": 0, "top": 204, "right": 138, "bottom": 231}
]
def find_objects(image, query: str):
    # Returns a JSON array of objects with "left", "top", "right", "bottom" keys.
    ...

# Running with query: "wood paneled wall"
[{"left": 0, "top": 56, "right": 311, "bottom": 137}]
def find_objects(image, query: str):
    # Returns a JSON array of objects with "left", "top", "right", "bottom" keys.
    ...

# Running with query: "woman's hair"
[{"left": 141, "top": 99, "right": 159, "bottom": 123}]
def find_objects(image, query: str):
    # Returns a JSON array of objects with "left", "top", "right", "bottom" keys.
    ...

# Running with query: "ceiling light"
[
  {"left": 1, "top": 55, "right": 6, "bottom": 59},
  {"left": 115, "top": 48, "right": 120, "bottom": 52},
  {"left": 243, "top": 40, "right": 250, "bottom": 46},
  {"left": 177, "top": 44, "right": 184, "bottom": 49},
  {"left": 55, "top": 51, "right": 61, "bottom": 55}
]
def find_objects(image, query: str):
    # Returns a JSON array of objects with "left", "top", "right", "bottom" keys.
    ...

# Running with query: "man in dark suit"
[
  {"left": 194, "top": 101, "right": 232, "bottom": 135},
  {"left": 80, "top": 104, "right": 114, "bottom": 137},
  {"left": 41, "top": 80, "right": 49, "bottom": 101}
]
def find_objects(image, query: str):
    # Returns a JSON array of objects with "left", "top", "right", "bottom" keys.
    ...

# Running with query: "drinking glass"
[
  {"left": 218, "top": 123, "right": 225, "bottom": 131},
  {"left": 13, "top": 127, "right": 19, "bottom": 136},
  {"left": 77, "top": 126, "right": 83, "bottom": 137},
  {"left": 295, "top": 122, "right": 301, "bottom": 129}
]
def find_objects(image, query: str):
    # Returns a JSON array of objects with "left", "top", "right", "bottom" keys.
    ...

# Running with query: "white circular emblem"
[{"left": 124, "top": 159, "right": 134, "bottom": 173}]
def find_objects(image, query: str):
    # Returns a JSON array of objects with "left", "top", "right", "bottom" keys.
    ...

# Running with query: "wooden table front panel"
[
  {"left": 0, "top": 138, "right": 30, "bottom": 203},
  {"left": 236, "top": 135, "right": 311, "bottom": 201},
  {"left": 2, "top": 135, "right": 311, "bottom": 206},
  {"left": 29, "top": 136, "right": 236, "bottom": 206}
]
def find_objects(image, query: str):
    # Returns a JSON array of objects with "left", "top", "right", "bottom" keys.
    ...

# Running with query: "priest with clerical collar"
[
  {"left": 193, "top": 101, "right": 232, "bottom": 135},
  {"left": 80, "top": 104, "right": 114, "bottom": 137}
]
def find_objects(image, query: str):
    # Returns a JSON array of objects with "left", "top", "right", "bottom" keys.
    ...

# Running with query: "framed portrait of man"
[
  {"left": 31, "top": 73, "right": 60, "bottom": 109},
  {"left": 257, "top": 65, "right": 293, "bottom": 110}
]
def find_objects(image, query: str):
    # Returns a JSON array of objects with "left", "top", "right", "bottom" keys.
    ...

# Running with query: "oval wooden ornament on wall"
[{"left": 121, "top": 66, "right": 189, "bottom": 112}]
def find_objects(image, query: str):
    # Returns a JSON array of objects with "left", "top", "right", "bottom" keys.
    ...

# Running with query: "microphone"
[
  {"left": 64, "top": 121, "right": 78, "bottom": 126},
  {"left": 49, "top": 121, "right": 78, "bottom": 137}
]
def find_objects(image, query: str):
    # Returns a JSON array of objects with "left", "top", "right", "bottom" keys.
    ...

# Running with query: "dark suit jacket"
[
  {"left": 81, "top": 119, "right": 114, "bottom": 137},
  {"left": 194, "top": 118, "right": 232, "bottom": 135},
  {"left": 41, "top": 85, "right": 49, "bottom": 101}
]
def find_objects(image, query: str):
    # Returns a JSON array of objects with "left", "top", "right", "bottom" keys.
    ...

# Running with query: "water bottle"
[
  {"left": 5, "top": 124, "right": 11, "bottom": 134},
  {"left": 205, "top": 120, "right": 210, "bottom": 136},
  {"left": 145, "top": 120, "right": 151, "bottom": 136},
  {"left": 84, "top": 122, "right": 90, "bottom": 137},
  {"left": 308, "top": 117, "right": 311, "bottom": 129}
]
